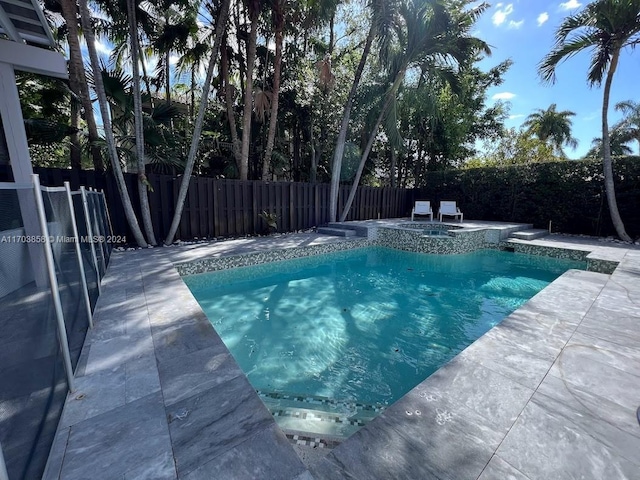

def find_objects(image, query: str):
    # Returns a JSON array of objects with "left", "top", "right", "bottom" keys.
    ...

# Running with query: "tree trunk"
[
  {"left": 339, "top": 68, "right": 405, "bottom": 222},
  {"left": 390, "top": 147, "right": 396, "bottom": 188},
  {"left": 164, "top": 0, "right": 231, "bottom": 245},
  {"left": 262, "top": 5, "right": 284, "bottom": 180},
  {"left": 329, "top": 21, "right": 376, "bottom": 222},
  {"left": 601, "top": 48, "right": 631, "bottom": 242},
  {"left": 239, "top": 12, "right": 258, "bottom": 180},
  {"left": 128, "top": 0, "right": 156, "bottom": 245},
  {"left": 221, "top": 35, "right": 241, "bottom": 171},
  {"left": 78, "top": 0, "right": 148, "bottom": 246},
  {"left": 69, "top": 96, "right": 82, "bottom": 169},
  {"left": 59, "top": 0, "right": 104, "bottom": 171}
]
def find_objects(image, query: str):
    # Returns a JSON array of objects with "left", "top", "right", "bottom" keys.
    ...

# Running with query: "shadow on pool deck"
[{"left": 42, "top": 228, "right": 640, "bottom": 480}]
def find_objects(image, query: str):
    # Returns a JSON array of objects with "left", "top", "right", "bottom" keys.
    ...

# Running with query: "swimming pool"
[{"left": 184, "top": 247, "right": 585, "bottom": 437}]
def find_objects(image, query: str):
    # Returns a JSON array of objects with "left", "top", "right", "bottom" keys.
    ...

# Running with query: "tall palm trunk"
[
  {"left": 164, "top": 0, "right": 231, "bottom": 245},
  {"left": 69, "top": 97, "right": 82, "bottom": 169},
  {"left": 262, "top": 3, "right": 284, "bottom": 180},
  {"left": 59, "top": 0, "right": 104, "bottom": 171},
  {"left": 329, "top": 21, "right": 376, "bottom": 222},
  {"left": 78, "top": 0, "right": 148, "bottom": 247},
  {"left": 221, "top": 35, "right": 241, "bottom": 171},
  {"left": 240, "top": 11, "right": 258, "bottom": 180},
  {"left": 339, "top": 67, "right": 406, "bottom": 222},
  {"left": 128, "top": 0, "right": 156, "bottom": 245},
  {"left": 601, "top": 48, "right": 631, "bottom": 242}
]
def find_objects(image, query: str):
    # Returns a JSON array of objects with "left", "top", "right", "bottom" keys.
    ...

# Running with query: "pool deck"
[{"left": 43, "top": 223, "right": 640, "bottom": 480}]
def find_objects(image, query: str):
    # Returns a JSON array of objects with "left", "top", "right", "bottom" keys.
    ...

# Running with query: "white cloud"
[
  {"left": 509, "top": 114, "right": 525, "bottom": 120},
  {"left": 537, "top": 12, "right": 549, "bottom": 26},
  {"left": 492, "top": 3, "right": 514, "bottom": 26},
  {"left": 508, "top": 19, "right": 524, "bottom": 29},
  {"left": 559, "top": 0, "right": 581, "bottom": 10},
  {"left": 94, "top": 40, "right": 112, "bottom": 56},
  {"left": 492, "top": 92, "right": 516, "bottom": 100},
  {"left": 169, "top": 55, "right": 180, "bottom": 65}
]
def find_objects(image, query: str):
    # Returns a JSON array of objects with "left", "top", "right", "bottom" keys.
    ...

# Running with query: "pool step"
[
  {"left": 257, "top": 390, "right": 384, "bottom": 442},
  {"left": 317, "top": 227, "right": 357, "bottom": 237},
  {"left": 509, "top": 229, "right": 550, "bottom": 240}
]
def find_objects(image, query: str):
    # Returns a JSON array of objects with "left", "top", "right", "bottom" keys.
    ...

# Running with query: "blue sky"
[{"left": 475, "top": 0, "right": 640, "bottom": 158}]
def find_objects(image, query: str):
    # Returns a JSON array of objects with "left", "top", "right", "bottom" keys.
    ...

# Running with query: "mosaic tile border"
[
  {"left": 505, "top": 241, "right": 619, "bottom": 274},
  {"left": 257, "top": 390, "right": 386, "bottom": 414},
  {"left": 176, "top": 238, "right": 371, "bottom": 276},
  {"left": 285, "top": 433, "right": 341, "bottom": 449}
]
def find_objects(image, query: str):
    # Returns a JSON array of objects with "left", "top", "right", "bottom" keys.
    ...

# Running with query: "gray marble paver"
[
  {"left": 166, "top": 374, "right": 275, "bottom": 477},
  {"left": 59, "top": 392, "right": 173, "bottom": 480},
  {"left": 43, "top": 227, "right": 640, "bottom": 480},
  {"left": 477, "top": 455, "right": 531, "bottom": 480}
]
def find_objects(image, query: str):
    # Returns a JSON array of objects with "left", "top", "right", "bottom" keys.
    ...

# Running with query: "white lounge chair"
[
  {"left": 411, "top": 201, "right": 433, "bottom": 221},
  {"left": 438, "top": 201, "right": 463, "bottom": 222}
]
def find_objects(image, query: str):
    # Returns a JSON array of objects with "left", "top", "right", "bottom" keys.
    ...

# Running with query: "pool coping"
[{"left": 43, "top": 226, "right": 640, "bottom": 480}]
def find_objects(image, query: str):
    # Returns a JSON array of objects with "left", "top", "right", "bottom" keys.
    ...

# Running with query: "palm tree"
[
  {"left": 57, "top": 0, "right": 105, "bottom": 171},
  {"left": 328, "top": 0, "right": 399, "bottom": 222},
  {"left": 127, "top": 0, "right": 156, "bottom": 245},
  {"left": 339, "top": 0, "right": 490, "bottom": 222},
  {"left": 239, "top": 0, "right": 264, "bottom": 180},
  {"left": 261, "top": 0, "right": 285, "bottom": 180},
  {"left": 539, "top": 0, "right": 640, "bottom": 242},
  {"left": 77, "top": 0, "right": 148, "bottom": 247},
  {"left": 522, "top": 104, "right": 578, "bottom": 156},
  {"left": 615, "top": 99, "right": 640, "bottom": 152},
  {"left": 164, "top": 0, "right": 231, "bottom": 244},
  {"left": 585, "top": 125, "right": 633, "bottom": 158}
]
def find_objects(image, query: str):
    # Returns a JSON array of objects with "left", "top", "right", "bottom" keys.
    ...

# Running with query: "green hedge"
[{"left": 416, "top": 157, "right": 640, "bottom": 239}]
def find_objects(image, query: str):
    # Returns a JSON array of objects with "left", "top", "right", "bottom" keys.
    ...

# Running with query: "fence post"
[
  {"left": 65, "top": 182, "right": 93, "bottom": 328},
  {"left": 32, "top": 174, "right": 75, "bottom": 390},
  {"left": 81, "top": 186, "right": 101, "bottom": 294}
]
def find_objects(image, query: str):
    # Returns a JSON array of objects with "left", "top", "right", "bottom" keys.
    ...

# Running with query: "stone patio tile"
[
  {"left": 83, "top": 331, "right": 154, "bottom": 376},
  {"left": 563, "top": 331, "right": 640, "bottom": 377},
  {"left": 535, "top": 374, "right": 640, "bottom": 467},
  {"left": 385, "top": 358, "right": 533, "bottom": 447},
  {"left": 59, "top": 365, "right": 126, "bottom": 428},
  {"left": 182, "top": 425, "right": 306, "bottom": 480},
  {"left": 151, "top": 314, "right": 221, "bottom": 362},
  {"left": 547, "top": 340, "right": 640, "bottom": 412},
  {"left": 166, "top": 374, "right": 274, "bottom": 477},
  {"left": 310, "top": 457, "right": 360, "bottom": 480},
  {"left": 496, "top": 398, "right": 640, "bottom": 480},
  {"left": 59, "top": 392, "right": 173, "bottom": 480},
  {"left": 292, "top": 471, "right": 316, "bottom": 480},
  {"left": 125, "top": 354, "right": 161, "bottom": 403},
  {"left": 477, "top": 455, "right": 531, "bottom": 480},
  {"left": 457, "top": 334, "right": 553, "bottom": 390},
  {"left": 157, "top": 342, "right": 243, "bottom": 407},
  {"left": 576, "top": 305, "right": 640, "bottom": 349},
  {"left": 123, "top": 451, "right": 177, "bottom": 480},
  {"left": 41, "top": 427, "right": 70, "bottom": 480},
  {"left": 593, "top": 285, "right": 640, "bottom": 312},
  {"left": 319, "top": 415, "right": 444, "bottom": 480}
]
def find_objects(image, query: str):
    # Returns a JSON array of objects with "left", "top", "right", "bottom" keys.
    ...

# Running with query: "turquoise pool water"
[{"left": 184, "top": 247, "right": 584, "bottom": 407}]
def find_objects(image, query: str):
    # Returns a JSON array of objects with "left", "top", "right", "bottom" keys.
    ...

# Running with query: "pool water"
[{"left": 184, "top": 247, "right": 584, "bottom": 410}]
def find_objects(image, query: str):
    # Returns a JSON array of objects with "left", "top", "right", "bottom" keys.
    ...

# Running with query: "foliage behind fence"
[
  {"left": 0, "top": 166, "right": 411, "bottom": 242},
  {"left": 415, "top": 157, "right": 640, "bottom": 238},
  {"left": 2, "top": 157, "right": 638, "bottom": 242}
]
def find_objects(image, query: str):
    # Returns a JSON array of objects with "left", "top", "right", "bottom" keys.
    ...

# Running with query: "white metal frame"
[
  {"left": 80, "top": 186, "right": 102, "bottom": 294},
  {"left": 32, "top": 174, "right": 74, "bottom": 390},
  {"left": 65, "top": 182, "right": 93, "bottom": 328}
]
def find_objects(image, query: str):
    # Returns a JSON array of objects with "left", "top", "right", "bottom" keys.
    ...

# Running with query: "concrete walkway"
[{"left": 43, "top": 230, "right": 640, "bottom": 480}]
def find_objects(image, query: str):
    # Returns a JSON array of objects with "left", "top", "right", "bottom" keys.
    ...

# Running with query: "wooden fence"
[{"left": 0, "top": 166, "right": 412, "bottom": 242}]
